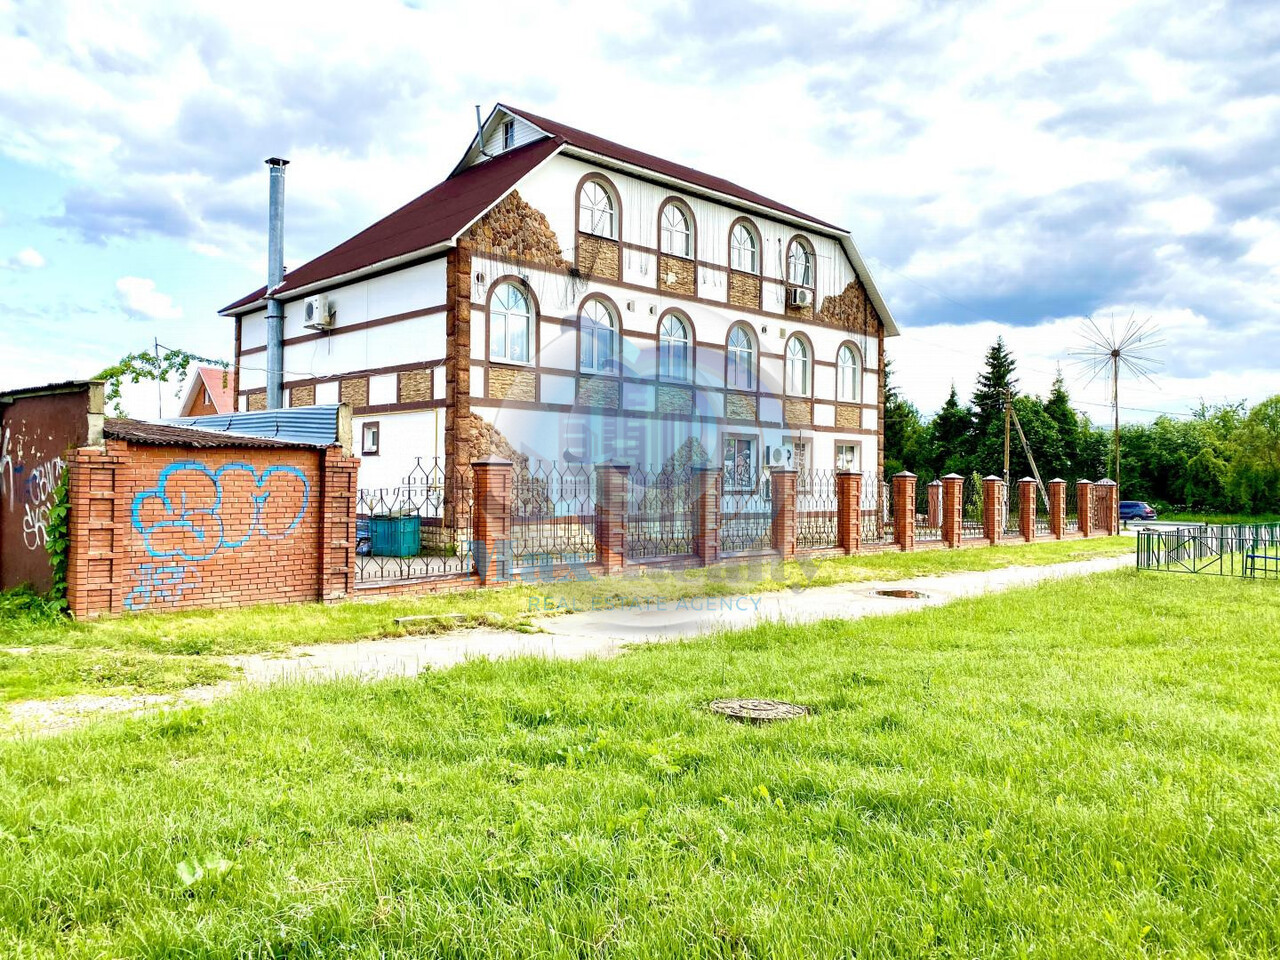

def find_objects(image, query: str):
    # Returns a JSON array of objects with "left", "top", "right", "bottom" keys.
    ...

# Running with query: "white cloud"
[
  {"left": 115, "top": 276, "right": 182, "bottom": 321},
  {"left": 0, "top": 246, "right": 46, "bottom": 269}
]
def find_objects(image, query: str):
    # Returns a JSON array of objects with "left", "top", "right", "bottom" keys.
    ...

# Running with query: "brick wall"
[{"left": 65, "top": 439, "right": 358, "bottom": 619}]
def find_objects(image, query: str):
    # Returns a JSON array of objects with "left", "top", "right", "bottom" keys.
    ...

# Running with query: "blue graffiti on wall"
[
  {"left": 124, "top": 563, "right": 200, "bottom": 612},
  {"left": 131, "top": 461, "right": 311, "bottom": 561}
]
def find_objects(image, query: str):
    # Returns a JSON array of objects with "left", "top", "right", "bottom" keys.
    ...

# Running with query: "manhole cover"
[
  {"left": 708, "top": 698, "right": 809, "bottom": 723},
  {"left": 874, "top": 589, "right": 929, "bottom": 599}
]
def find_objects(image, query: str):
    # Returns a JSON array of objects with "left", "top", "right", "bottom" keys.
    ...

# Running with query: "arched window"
[
  {"left": 489, "top": 282, "right": 532, "bottom": 363},
  {"left": 659, "top": 312, "right": 691, "bottom": 381},
  {"left": 729, "top": 221, "right": 759, "bottom": 273},
  {"left": 578, "top": 180, "right": 616, "bottom": 239},
  {"left": 579, "top": 298, "right": 618, "bottom": 374},
  {"left": 786, "top": 336, "right": 810, "bottom": 396},
  {"left": 788, "top": 238, "right": 814, "bottom": 287},
  {"left": 726, "top": 324, "right": 756, "bottom": 391},
  {"left": 837, "top": 344, "right": 862, "bottom": 403},
  {"left": 660, "top": 202, "right": 693, "bottom": 257}
]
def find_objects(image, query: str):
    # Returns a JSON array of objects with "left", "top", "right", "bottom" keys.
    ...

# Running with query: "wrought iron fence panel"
[
  {"left": 797, "top": 470, "right": 839, "bottom": 549},
  {"left": 861, "top": 475, "right": 894, "bottom": 544},
  {"left": 720, "top": 474, "right": 773, "bottom": 555},
  {"left": 1004, "top": 485, "right": 1022, "bottom": 536},
  {"left": 1065, "top": 484, "right": 1080, "bottom": 530},
  {"left": 915, "top": 481, "right": 943, "bottom": 542},
  {"left": 1137, "top": 524, "right": 1280, "bottom": 579},
  {"left": 511, "top": 461, "right": 596, "bottom": 572},
  {"left": 961, "top": 478, "right": 985, "bottom": 539},
  {"left": 626, "top": 465, "right": 696, "bottom": 559},
  {"left": 355, "top": 458, "right": 474, "bottom": 583},
  {"left": 1034, "top": 491, "right": 1052, "bottom": 536}
]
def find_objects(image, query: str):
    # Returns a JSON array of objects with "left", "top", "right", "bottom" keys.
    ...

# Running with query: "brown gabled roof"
[
  {"left": 104, "top": 418, "right": 315, "bottom": 449},
  {"left": 500, "top": 105, "right": 844, "bottom": 233},
  {"left": 219, "top": 136, "right": 561, "bottom": 314},
  {"left": 220, "top": 106, "right": 851, "bottom": 318}
]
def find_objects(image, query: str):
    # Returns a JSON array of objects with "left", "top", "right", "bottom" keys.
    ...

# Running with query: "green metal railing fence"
[{"left": 1136, "top": 524, "right": 1280, "bottom": 579}]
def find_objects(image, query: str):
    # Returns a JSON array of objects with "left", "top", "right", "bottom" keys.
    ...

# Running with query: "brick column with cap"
[
  {"left": 472, "top": 456, "right": 512, "bottom": 585},
  {"left": 1048, "top": 478, "right": 1066, "bottom": 539},
  {"left": 941, "top": 473, "right": 964, "bottom": 548},
  {"left": 836, "top": 471, "right": 862, "bottom": 555},
  {"left": 1076, "top": 479, "right": 1094, "bottom": 537},
  {"left": 594, "top": 460, "right": 630, "bottom": 575},
  {"left": 1019, "top": 478, "right": 1037, "bottom": 542},
  {"left": 983, "top": 476, "right": 1004, "bottom": 545},
  {"left": 892, "top": 471, "right": 917, "bottom": 551},
  {"left": 770, "top": 467, "right": 798, "bottom": 560},
  {"left": 1095, "top": 478, "right": 1118, "bottom": 535},
  {"left": 692, "top": 465, "right": 721, "bottom": 566}
]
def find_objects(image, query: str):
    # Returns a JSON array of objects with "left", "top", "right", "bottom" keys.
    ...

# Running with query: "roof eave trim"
[
  {"left": 218, "top": 242, "right": 452, "bottom": 316},
  {"left": 556, "top": 144, "right": 847, "bottom": 236}
]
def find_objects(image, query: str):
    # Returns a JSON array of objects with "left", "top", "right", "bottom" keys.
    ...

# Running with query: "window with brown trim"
[
  {"left": 730, "top": 220, "right": 760, "bottom": 273},
  {"left": 578, "top": 179, "right": 617, "bottom": 239},
  {"left": 361, "top": 421, "right": 381, "bottom": 456}
]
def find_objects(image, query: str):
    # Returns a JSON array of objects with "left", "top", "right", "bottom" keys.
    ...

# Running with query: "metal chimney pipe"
[{"left": 265, "top": 157, "right": 289, "bottom": 410}]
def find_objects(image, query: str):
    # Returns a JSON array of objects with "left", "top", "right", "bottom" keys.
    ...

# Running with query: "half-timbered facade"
[{"left": 220, "top": 105, "right": 899, "bottom": 490}]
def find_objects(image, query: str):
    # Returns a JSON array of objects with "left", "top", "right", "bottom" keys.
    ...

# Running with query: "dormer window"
[{"left": 502, "top": 120, "right": 515, "bottom": 151}]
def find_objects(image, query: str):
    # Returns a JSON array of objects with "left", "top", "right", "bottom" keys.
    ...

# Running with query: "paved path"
[
  {"left": 5, "top": 554, "right": 1131, "bottom": 735},
  {"left": 230, "top": 554, "right": 1133, "bottom": 683}
]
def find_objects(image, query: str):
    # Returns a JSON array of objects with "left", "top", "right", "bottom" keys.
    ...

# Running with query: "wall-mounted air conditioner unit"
[
  {"left": 303, "top": 294, "right": 334, "bottom": 330},
  {"left": 789, "top": 288, "right": 813, "bottom": 308}
]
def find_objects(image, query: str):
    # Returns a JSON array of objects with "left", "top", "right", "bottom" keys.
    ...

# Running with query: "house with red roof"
[
  {"left": 219, "top": 104, "right": 898, "bottom": 494},
  {"left": 179, "top": 366, "right": 235, "bottom": 418}
]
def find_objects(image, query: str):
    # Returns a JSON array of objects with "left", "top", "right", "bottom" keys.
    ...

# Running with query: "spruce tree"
[
  {"left": 1043, "top": 368, "right": 1081, "bottom": 479},
  {"left": 930, "top": 383, "right": 974, "bottom": 475},
  {"left": 970, "top": 337, "right": 1019, "bottom": 434}
]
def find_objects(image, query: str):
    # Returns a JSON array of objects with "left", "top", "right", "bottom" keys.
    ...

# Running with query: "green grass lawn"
[
  {"left": 0, "top": 537, "right": 1130, "bottom": 707},
  {"left": 2, "top": 568, "right": 1278, "bottom": 957}
]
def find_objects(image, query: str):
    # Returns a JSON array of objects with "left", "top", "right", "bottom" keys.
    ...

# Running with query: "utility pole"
[
  {"left": 155, "top": 337, "right": 163, "bottom": 419},
  {"left": 1003, "top": 390, "right": 1011, "bottom": 490},
  {"left": 1112, "top": 352, "right": 1121, "bottom": 490}
]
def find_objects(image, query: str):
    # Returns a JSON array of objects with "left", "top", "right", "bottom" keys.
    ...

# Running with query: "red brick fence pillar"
[
  {"left": 1077, "top": 479, "right": 1094, "bottom": 537},
  {"left": 472, "top": 456, "right": 512, "bottom": 585},
  {"left": 927, "top": 479, "right": 942, "bottom": 528},
  {"left": 594, "top": 460, "right": 630, "bottom": 575},
  {"left": 692, "top": 465, "right": 721, "bottom": 566},
  {"left": 1095, "top": 478, "right": 1118, "bottom": 536},
  {"left": 1048, "top": 478, "right": 1066, "bottom": 539},
  {"left": 770, "top": 467, "right": 797, "bottom": 560},
  {"left": 982, "top": 476, "right": 1004, "bottom": 545},
  {"left": 941, "top": 473, "right": 964, "bottom": 548},
  {"left": 836, "top": 471, "right": 862, "bottom": 555},
  {"left": 1018, "top": 478, "right": 1037, "bottom": 542},
  {"left": 892, "top": 471, "right": 917, "bottom": 552},
  {"left": 319, "top": 447, "right": 359, "bottom": 601}
]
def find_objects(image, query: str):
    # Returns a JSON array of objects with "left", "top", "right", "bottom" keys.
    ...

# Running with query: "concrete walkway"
[
  {"left": 230, "top": 553, "right": 1133, "bottom": 683},
  {"left": 5, "top": 553, "right": 1131, "bottom": 735}
]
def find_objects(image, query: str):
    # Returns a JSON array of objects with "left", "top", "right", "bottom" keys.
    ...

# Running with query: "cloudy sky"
[{"left": 1, "top": 0, "right": 1276, "bottom": 422}]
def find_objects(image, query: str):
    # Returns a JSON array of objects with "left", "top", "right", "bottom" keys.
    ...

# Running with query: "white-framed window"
[
  {"left": 837, "top": 344, "right": 862, "bottom": 403},
  {"left": 836, "top": 443, "right": 861, "bottom": 472},
  {"left": 729, "top": 221, "right": 759, "bottom": 273},
  {"left": 660, "top": 202, "right": 692, "bottom": 257},
  {"left": 361, "top": 421, "right": 381, "bottom": 456},
  {"left": 723, "top": 436, "right": 755, "bottom": 489},
  {"left": 579, "top": 298, "right": 618, "bottom": 374},
  {"left": 726, "top": 324, "right": 756, "bottom": 391},
  {"left": 786, "top": 336, "right": 810, "bottom": 395},
  {"left": 502, "top": 119, "right": 515, "bottom": 151},
  {"left": 578, "top": 180, "right": 616, "bottom": 239},
  {"left": 658, "top": 313, "right": 691, "bottom": 381},
  {"left": 489, "top": 282, "right": 533, "bottom": 364},
  {"left": 788, "top": 238, "right": 814, "bottom": 287}
]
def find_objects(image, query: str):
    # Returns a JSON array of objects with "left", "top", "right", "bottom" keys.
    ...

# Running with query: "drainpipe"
[{"left": 265, "top": 157, "right": 289, "bottom": 410}]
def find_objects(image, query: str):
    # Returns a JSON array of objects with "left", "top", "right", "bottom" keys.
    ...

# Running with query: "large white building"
[{"left": 220, "top": 105, "right": 899, "bottom": 492}]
